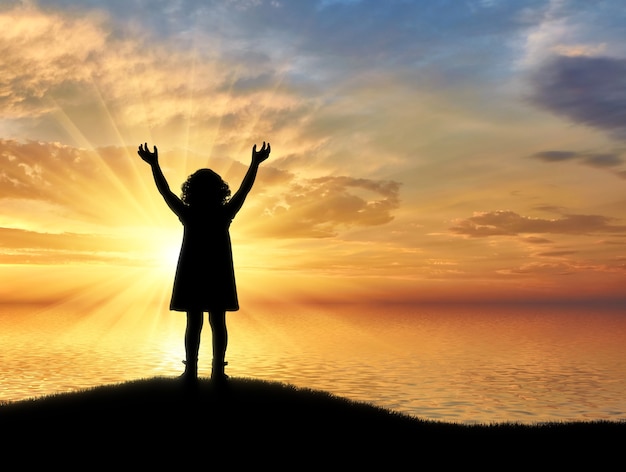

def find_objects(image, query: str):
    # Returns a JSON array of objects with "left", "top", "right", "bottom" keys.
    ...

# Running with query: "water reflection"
[{"left": 1, "top": 303, "right": 625, "bottom": 424}]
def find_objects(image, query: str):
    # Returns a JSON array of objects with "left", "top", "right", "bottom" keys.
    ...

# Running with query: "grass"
[{"left": 1, "top": 376, "right": 624, "bottom": 467}]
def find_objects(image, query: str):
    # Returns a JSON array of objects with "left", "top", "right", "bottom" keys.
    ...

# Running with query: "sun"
[{"left": 149, "top": 227, "right": 182, "bottom": 274}]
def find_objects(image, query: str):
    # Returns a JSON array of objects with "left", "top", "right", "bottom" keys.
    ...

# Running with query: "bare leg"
[
  {"left": 209, "top": 310, "right": 228, "bottom": 379},
  {"left": 182, "top": 310, "right": 203, "bottom": 380}
]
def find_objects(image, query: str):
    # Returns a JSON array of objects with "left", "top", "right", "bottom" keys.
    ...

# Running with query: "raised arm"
[
  {"left": 227, "top": 142, "right": 271, "bottom": 216},
  {"left": 138, "top": 143, "right": 185, "bottom": 216}
]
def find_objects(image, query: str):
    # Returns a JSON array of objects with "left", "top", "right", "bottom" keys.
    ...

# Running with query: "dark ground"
[{"left": 1, "top": 377, "right": 623, "bottom": 468}]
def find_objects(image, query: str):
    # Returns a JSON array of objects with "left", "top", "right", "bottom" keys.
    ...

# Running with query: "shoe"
[
  {"left": 211, "top": 361, "right": 229, "bottom": 382},
  {"left": 178, "top": 360, "right": 198, "bottom": 385}
]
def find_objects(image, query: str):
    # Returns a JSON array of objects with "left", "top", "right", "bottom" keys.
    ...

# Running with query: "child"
[{"left": 138, "top": 141, "right": 271, "bottom": 383}]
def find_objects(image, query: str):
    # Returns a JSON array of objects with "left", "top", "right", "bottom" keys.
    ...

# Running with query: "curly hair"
[{"left": 181, "top": 168, "right": 231, "bottom": 207}]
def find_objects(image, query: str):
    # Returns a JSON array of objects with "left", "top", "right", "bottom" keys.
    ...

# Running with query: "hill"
[{"left": 1, "top": 377, "right": 624, "bottom": 467}]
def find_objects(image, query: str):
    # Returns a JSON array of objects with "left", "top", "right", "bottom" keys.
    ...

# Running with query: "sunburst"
[{"left": 0, "top": 5, "right": 304, "bottom": 400}]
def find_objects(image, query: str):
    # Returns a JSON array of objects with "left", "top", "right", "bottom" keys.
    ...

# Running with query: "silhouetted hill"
[{"left": 1, "top": 377, "right": 623, "bottom": 468}]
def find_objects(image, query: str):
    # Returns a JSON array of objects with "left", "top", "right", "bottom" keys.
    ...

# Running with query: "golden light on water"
[{"left": 3, "top": 298, "right": 626, "bottom": 424}]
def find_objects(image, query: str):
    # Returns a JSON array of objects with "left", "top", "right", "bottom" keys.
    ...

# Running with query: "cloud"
[
  {"left": 450, "top": 210, "right": 626, "bottom": 238},
  {"left": 0, "top": 4, "right": 302, "bottom": 148},
  {"left": 536, "top": 250, "right": 577, "bottom": 257},
  {"left": 0, "top": 138, "right": 400, "bottom": 243},
  {"left": 522, "top": 236, "right": 553, "bottom": 244},
  {"left": 252, "top": 175, "right": 401, "bottom": 238},
  {"left": 583, "top": 153, "right": 624, "bottom": 168},
  {"left": 0, "top": 139, "right": 141, "bottom": 221},
  {"left": 530, "top": 151, "right": 579, "bottom": 163},
  {"left": 500, "top": 261, "right": 575, "bottom": 276},
  {"left": 528, "top": 54, "right": 626, "bottom": 139},
  {"left": 0, "top": 3, "right": 560, "bottom": 175},
  {"left": 531, "top": 151, "right": 625, "bottom": 167},
  {"left": 529, "top": 149, "right": 626, "bottom": 178},
  {"left": 0, "top": 139, "right": 83, "bottom": 201},
  {"left": 500, "top": 259, "right": 626, "bottom": 278},
  {"left": 0, "top": 226, "right": 127, "bottom": 263},
  {"left": 0, "top": 6, "right": 108, "bottom": 119},
  {"left": 0, "top": 223, "right": 170, "bottom": 265},
  {"left": 23, "top": 0, "right": 542, "bottom": 87}
]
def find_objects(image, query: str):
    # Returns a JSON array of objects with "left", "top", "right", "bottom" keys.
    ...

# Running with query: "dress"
[{"left": 169, "top": 203, "right": 239, "bottom": 312}]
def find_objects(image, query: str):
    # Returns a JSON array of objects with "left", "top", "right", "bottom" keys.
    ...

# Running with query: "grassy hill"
[{"left": 1, "top": 377, "right": 624, "bottom": 468}]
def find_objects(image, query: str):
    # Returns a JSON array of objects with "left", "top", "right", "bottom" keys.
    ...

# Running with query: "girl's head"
[{"left": 181, "top": 168, "right": 231, "bottom": 207}]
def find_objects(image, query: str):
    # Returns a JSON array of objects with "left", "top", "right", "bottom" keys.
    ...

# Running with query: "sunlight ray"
[
  {"left": 43, "top": 93, "right": 161, "bottom": 228},
  {"left": 182, "top": 40, "right": 199, "bottom": 174},
  {"left": 47, "top": 100, "right": 94, "bottom": 151},
  {"left": 87, "top": 80, "right": 167, "bottom": 225},
  {"left": 204, "top": 71, "right": 238, "bottom": 165},
  {"left": 231, "top": 11, "right": 317, "bottom": 158},
  {"left": 49, "top": 266, "right": 170, "bottom": 342},
  {"left": 235, "top": 71, "right": 287, "bottom": 157}
]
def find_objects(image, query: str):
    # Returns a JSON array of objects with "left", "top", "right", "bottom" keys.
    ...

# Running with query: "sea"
[{"left": 1, "top": 302, "right": 625, "bottom": 425}]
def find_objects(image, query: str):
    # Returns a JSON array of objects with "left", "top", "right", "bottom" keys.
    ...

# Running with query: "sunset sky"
[{"left": 1, "top": 0, "right": 625, "bottom": 307}]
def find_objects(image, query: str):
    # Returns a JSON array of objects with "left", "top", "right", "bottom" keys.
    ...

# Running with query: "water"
[{"left": 1, "top": 302, "right": 625, "bottom": 425}]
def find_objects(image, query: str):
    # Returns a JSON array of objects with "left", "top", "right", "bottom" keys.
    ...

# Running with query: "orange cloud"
[
  {"left": 0, "top": 138, "right": 403, "bottom": 279},
  {"left": 450, "top": 210, "right": 626, "bottom": 237},
  {"left": 0, "top": 226, "right": 160, "bottom": 265},
  {"left": 0, "top": 6, "right": 106, "bottom": 118},
  {"left": 0, "top": 139, "right": 159, "bottom": 228},
  {"left": 248, "top": 175, "right": 401, "bottom": 238},
  {"left": 0, "top": 5, "right": 302, "bottom": 151}
]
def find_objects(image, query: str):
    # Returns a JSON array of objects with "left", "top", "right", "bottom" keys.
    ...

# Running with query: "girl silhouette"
[{"left": 138, "top": 141, "right": 271, "bottom": 383}]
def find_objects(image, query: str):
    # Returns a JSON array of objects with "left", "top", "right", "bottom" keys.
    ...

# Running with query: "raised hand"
[
  {"left": 138, "top": 143, "right": 158, "bottom": 166},
  {"left": 251, "top": 142, "right": 271, "bottom": 165}
]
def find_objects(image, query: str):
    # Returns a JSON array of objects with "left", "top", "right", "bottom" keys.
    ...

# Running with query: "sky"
[{"left": 1, "top": 0, "right": 625, "bottom": 307}]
